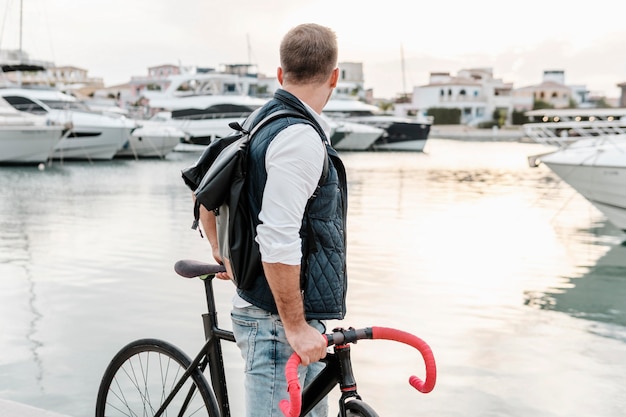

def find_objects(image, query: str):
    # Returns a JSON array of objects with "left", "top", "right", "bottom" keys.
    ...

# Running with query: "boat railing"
[
  {"left": 523, "top": 119, "right": 626, "bottom": 147},
  {"left": 170, "top": 111, "right": 254, "bottom": 121}
]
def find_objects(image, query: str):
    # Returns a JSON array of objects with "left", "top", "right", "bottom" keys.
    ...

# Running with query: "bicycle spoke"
[{"left": 98, "top": 344, "right": 213, "bottom": 417}]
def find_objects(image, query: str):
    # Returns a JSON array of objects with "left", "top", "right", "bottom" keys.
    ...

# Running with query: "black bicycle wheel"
[
  {"left": 344, "top": 399, "right": 380, "bottom": 417},
  {"left": 95, "top": 338, "right": 220, "bottom": 417}
]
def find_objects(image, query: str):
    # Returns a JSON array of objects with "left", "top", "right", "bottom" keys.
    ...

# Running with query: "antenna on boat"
[
  {"left": 247, "top": 33, "right": 252, "bottom": 65},
  {"left": 401, "top": 43, "right": 407, "bottom": 98},
  {"left": 17, "top": 0, "right": 23, "bottom": 86},
  {"left": 19, "top": 0, "right": 23, "bottom": 61}
]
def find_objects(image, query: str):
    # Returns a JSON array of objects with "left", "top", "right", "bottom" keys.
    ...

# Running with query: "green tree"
[
  {"left": 378, "top": 101, "right": 394, "bottom": 112},
  {"left": 532, "top": 99, "right": 553, "bottom": 110}
]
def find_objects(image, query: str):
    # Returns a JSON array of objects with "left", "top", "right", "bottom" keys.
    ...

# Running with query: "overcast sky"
[{"left": 2, "top": 0, "right": 625, "bottom": 99}]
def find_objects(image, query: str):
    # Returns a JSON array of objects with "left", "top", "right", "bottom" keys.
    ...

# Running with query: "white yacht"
[
  {"left": 147, "top": 95, "right": 266, "bottom": 148},
  {"left": 145, "top": 72, "right": 387, "bottom": 151},
  {"left": 525, "top": 108, "right": 626, "bottom": 232},
  {"left": 1, "top": 87, "right": 135, "bottom": 160},
  {"left": 323, "top": 97, "right": 432, "bottom": 152},
  {"left": 144, "top": 72, "right": 267, "bottom": 147},
  {"left": 0, "top": 97, "right": 65, "bottom": 164},
  {"left": 529, "top": 136, "right": 626, "bottom": 233}
]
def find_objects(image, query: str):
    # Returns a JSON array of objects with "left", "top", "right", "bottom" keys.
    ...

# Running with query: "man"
[{"left": 198, "top": 23, "right": 348, "bottom": 417}]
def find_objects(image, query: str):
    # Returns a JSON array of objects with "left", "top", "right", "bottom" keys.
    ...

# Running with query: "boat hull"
[
  {"left": 370, "top": 121, "right": 430, "bottom": 151},
  {"left": 51, "top": 124, "right": 132, "bottom": 160},
  {"left": 330, "top": 121, "right": 382, "bottom": 151},
  {"left": 115, "top": 125, "right": 185, "bottom": 158},
  {"left": 540, "top": 138, "right": 626, "bottom": 231},
  {"left": 345, "top": 118, "right": 430, "bottom": 152},
  {"left": 152, "top": 114, "right": 245, "bottom": 146},
  {"left": 0, "top": 125, "right": 63, "bottom": 163}
]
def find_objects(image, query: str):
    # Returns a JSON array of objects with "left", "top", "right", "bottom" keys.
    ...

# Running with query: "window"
[{"left": 2, "top": 95, "right": 47, "bottom": 114}]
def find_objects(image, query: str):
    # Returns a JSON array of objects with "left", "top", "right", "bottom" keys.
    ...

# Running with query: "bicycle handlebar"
[{"left": 279, "top": 326, "right": 437, "bottom": 417}]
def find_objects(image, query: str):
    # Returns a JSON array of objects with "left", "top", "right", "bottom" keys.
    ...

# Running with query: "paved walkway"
[{"left": 0, "top": 398, "right": 73, "bottom": 417}]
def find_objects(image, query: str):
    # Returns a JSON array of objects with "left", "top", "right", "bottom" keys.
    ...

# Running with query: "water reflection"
[
  {"left": 527, "top": 238, "right": 626, "bottom": 329},
  {"left": 0, "top": 183, "right": 44, "bottom": 391},
  {"left": 2, "top": 140, "right": 626, "bottom": 417}
]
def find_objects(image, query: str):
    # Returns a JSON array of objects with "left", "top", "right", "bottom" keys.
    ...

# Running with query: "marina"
[{"left": 1, "top": 138, "right": 626, "bottom": 416}]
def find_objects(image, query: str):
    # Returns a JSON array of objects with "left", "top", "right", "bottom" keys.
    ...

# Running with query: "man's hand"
[
  {"left": 285, "top": 323, "right": 327, "bottom": 366},
  {"left": 263, "top": 262, "right": 326, "bottom": 365}
]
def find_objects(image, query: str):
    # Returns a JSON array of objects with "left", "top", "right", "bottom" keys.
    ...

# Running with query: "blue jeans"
[{"left": 231, "top": 305, "right": 328, "bottom": 417}]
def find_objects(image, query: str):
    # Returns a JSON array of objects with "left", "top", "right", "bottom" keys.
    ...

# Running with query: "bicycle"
[{"left": 95, "top": 259, "right": 437, "bottom": 417}]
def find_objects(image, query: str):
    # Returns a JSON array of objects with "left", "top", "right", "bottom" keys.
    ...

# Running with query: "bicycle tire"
[
  {"left": 344, "top": 399, "right": 380, "bottom": 417},
  {"left": 95, "top": 338, "right": 220, "bottom": 417}
]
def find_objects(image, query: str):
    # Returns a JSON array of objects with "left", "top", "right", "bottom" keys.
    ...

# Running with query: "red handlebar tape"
[
  {"left": 371, "top": 326, "right": 437, "bottom": 393},
  {"left": 279, "top": 327, "right": 437, "bottom": 417}
]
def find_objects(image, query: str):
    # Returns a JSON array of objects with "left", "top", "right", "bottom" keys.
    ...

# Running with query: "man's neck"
[{"left": 282, "top": 84, "right": 331, "bottom": 115}]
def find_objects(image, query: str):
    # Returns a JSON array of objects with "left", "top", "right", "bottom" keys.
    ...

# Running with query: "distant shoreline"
[{"left": 429, "top": 125, "right": 526, "bottom": 142}]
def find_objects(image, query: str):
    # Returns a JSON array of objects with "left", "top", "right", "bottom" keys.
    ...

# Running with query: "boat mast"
[
  {"left": 247, "top": 33, "right": 251, "bottom": 65},
  {"left": 17, "top": 0, "right": 23, "bottom": 85},
  {"left": 401, "top": 43, "right": 406, "bottom": 98},
  {"left": 19, "top": 0, "right": 23, "bottom": 60}
]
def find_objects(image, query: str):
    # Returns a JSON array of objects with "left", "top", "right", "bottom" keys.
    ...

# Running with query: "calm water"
[{"left": 1, "top": 138, "right": 626, "bottom": 417}]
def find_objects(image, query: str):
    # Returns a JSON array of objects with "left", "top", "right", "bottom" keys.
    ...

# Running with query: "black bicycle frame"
[{"left": 155, "top": 276, "right": 362, "bottom": 417}]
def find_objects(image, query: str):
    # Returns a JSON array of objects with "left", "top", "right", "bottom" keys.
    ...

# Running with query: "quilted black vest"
[{"left": 236, "top": 89, "right": 348, "bottom": 320}]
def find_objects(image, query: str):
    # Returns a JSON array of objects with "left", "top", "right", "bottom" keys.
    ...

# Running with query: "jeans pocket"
[{"left": 231, "top": 312, "right": 258, "bottom": 372}]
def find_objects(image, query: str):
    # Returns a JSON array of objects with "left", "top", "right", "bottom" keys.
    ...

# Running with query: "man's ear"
[
  {"left": 277, "top": 67, "right": 284, "bottom": 85},
  {"left": 329, "top": 67, "right": 339, "bottom": 88}
]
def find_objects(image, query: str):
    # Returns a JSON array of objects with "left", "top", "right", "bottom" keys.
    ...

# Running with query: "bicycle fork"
[{"left": 334, "top": 342, "right": 363, "bottom": 417}]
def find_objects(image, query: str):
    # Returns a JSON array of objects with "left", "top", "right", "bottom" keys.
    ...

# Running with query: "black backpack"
[{"left": 181, "top": 108, "right": 328, "bottom": 290}]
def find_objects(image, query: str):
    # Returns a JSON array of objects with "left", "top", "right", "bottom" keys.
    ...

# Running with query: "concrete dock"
[{"left": 429, "top": 125, "right": 526, "bottom": 141}]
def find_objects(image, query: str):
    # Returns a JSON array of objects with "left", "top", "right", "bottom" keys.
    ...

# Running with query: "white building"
[
  {"left": 512, "top": 70, "right": 591, "bottom": 110},
  {"left": 411, "top": 67, "right": 516, "bottom": 126},
  {"left": 333, "top": 62, "right": 378, "bottom": 102},
  {"left": 410, "top": 68, "right": 596, "bottom": 125}
]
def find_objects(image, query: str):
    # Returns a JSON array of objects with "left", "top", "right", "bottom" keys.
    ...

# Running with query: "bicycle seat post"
[
  {"left": 201, "top": 276, "right": 232, "bottom": 417},
  {"left": 202, "top": 276, "right": 220, "bottom": 340}
]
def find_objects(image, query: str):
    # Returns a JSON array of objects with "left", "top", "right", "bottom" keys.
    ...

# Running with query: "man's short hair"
[{"left": 280, "top": 23, "right": 338, "bottom": 85}]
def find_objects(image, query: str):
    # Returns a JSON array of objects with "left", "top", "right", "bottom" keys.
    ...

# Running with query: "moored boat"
[
  {"left": 323, "top": 98, "right": 431, "bottom": 152},
  {"left": 529, "top": 136, "right": 626, "bottom": 232},
  {"left": 115, "top": 122, "right": 186, "bottom": 159},
  {"left": 1, "top": 87, "right": 135, "bottom": 160},
  {"left": 0, "top": 97, "right": 65, "bottom": 164}
]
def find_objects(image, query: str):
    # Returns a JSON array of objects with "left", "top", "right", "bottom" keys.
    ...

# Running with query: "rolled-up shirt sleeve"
[{"left": 256, "top": 123, "right": 326, "bottom": 265}]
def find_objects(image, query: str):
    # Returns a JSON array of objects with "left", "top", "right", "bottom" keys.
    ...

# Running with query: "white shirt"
[
  {"left": 233, "top": 102, "right": 329, "bottom": 308},
  {"left": 256, "top": 104, "right": 330, "bottom": 264}
]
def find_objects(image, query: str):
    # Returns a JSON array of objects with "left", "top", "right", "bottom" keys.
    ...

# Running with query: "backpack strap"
[
  {"left": 232, "top": 108, "right": 329, "bottom": 189},
  {"left": 191, "top": 108, "right": 329, "bottom": 236}
]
